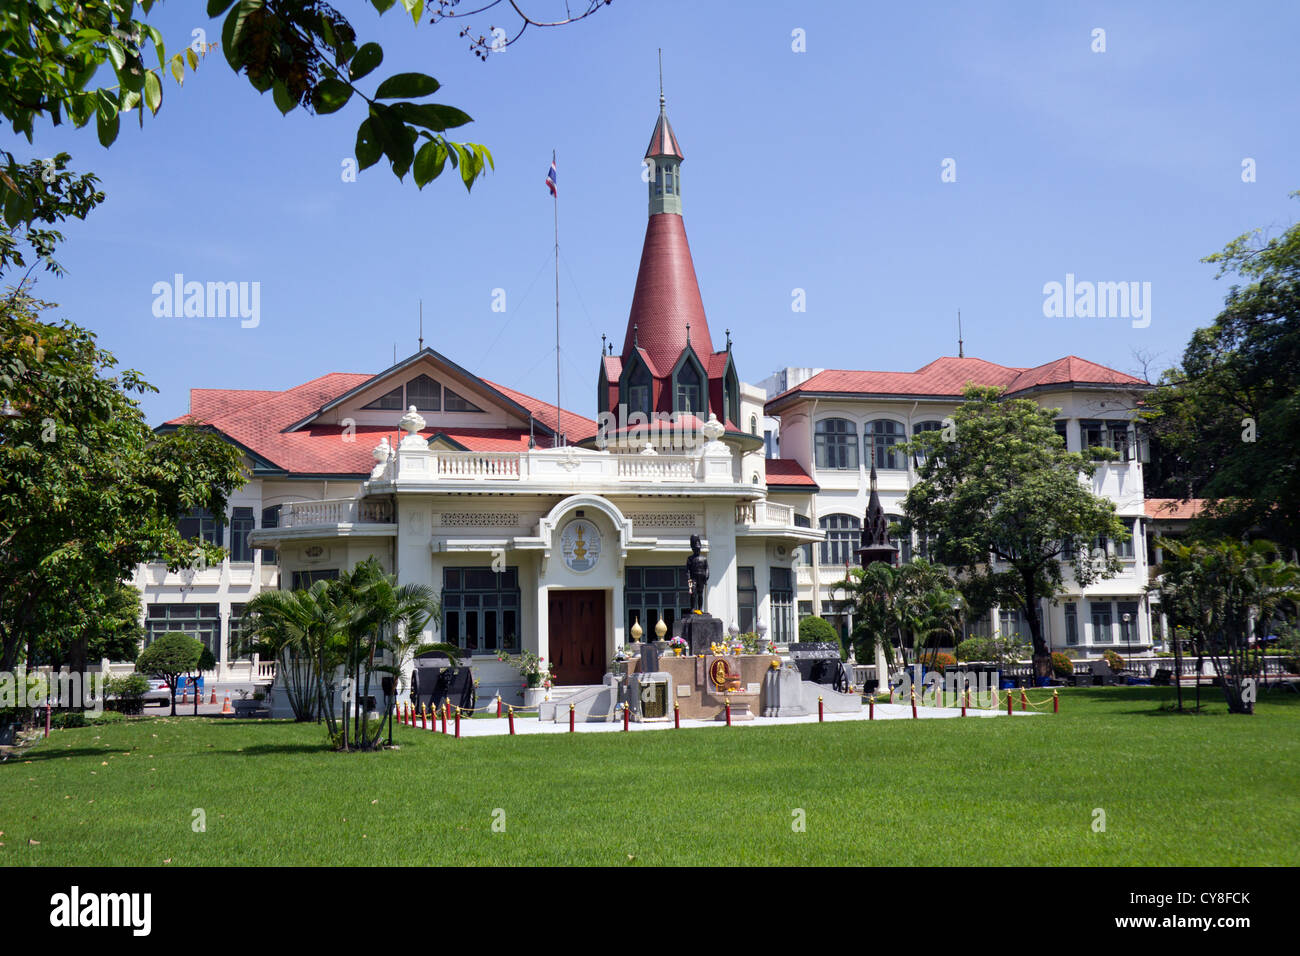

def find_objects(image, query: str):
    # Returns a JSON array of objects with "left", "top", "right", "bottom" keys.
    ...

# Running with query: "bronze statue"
[{"left": 686, "top": 533, "right": 709, "bottom": 613}]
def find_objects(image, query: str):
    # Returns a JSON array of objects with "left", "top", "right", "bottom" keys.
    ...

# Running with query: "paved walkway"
[{"left": 398, "top": 701, "right": 1038, "bottom": 739}]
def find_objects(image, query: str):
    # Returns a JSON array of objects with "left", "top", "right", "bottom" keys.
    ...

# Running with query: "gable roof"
[
  {"left": 164, "top": 365, "right": 594, "bottom": 476},
  {"left": 765, "top": 355, "right": 1147, "bottom": 412}
]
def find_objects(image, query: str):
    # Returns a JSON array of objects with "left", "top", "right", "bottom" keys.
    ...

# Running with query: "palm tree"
[
  {"left": 334, "top": 558, "right": 455, "bottom": 751},
  {"left": 243, "top": 582, "right": 347, "bottom": 725},
  {"left": 1158, "top": 538, "right": 1300, "bottom": 714},
  {"left": 835, "top": 561, "right": 903, "bottom": 670}
]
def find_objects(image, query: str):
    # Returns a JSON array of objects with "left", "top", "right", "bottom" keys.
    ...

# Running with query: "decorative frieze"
[
  {"left": 438, "top": 512, "right": 521, "bottom": 528},
  {"left": 626, "top": 512, "right": 701, "bottom": 530}
]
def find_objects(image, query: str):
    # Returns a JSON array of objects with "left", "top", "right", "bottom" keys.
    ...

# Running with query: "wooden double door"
[{"left": 547, "top": 589, "right": 606, "bottom": 685}]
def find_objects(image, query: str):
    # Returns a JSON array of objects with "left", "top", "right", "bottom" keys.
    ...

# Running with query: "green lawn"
[{"left": 3, "top": 687, "right": 1297, "bottom": 866}]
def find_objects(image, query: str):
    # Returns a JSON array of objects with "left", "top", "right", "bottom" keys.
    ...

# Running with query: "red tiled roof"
[
  {"left": 188, "top": 388, "right": 282, "bottom": 422},
  {"left": 766, "top": 355, "right": 1146, "bottom": 409},
  {"left": 481, "top": 379, "right": 597, "bottom": 441},
  {"left": 645, "top": 110, "right": 684, "bottom": 160},
  {"left": 1006, "top": 356, "right": 1146, "bottom": 392},
  {"left": 621, "top": 213, "right": 713, "bottom": 375},
  {"left": 765, "top": 458, "right": 817, "bottom": 488},
  {"left": 1145, "top": 498, "right": 1206, "bottom": 520},
  {"left": 164, "top": 371, "right": 591, "bottom": 475}
]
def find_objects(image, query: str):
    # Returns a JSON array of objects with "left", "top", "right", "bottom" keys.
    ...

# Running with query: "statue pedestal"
[{"left": 680, "top": 613, "right": 724, "bottom": 657}]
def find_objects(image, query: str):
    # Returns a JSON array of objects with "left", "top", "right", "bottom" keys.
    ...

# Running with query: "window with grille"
[
  {"left": 442, "top": 567, "right": 520, "bottom": 654},
  {"left": 814, "top": 418, "right": 858, "bottom": 470},
  {"left": 819, "top": 513, "right": 860, "bottom": 566},
  {"left": 867, "top": 419, "right": 905, "bottom": 470},
  {"left": 625, "top": 566, "right": 691, "bottom": 641},
  {"left": 737, "top": 566, "right": 757, "bottom": 633},
  {"left": 770, "top": 567, "right": 794, "bottom": 643}
]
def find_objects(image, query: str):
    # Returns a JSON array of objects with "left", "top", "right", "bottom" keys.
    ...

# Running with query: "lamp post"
[{"left": 1122, "top": 612, "right": 1132, "bottom": 678}]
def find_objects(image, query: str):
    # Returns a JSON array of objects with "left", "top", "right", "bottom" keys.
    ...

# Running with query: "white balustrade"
[{"left": 281, "top": 497, "right": 393, "bottom": 529}]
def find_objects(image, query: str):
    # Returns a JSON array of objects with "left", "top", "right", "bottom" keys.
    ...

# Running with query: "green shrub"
[
  {"left": 798, "top": 616, "right": 843, "bottom": 657},
  {"left": 1103, "top": 649, "right": 1125, "bottom": 672},
  {"left": 87, "top": 710, "right": 126, "bottom": 725},
  {"left": 51, "top": 710, "right": 87, "bottom": 729},
  {"left": 106, "top": 674, "right": 149, "bottom": 714},
  {"left": 957, "top": 637, "right": 992, "bottom": 662},
  {"left": 1051, "top": 652, "right": 1074, "bottom": 678},
  {"left": 799, "top": 615, "right": 838, "bottom": 643}
]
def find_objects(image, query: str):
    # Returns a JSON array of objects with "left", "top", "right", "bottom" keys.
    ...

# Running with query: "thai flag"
[{"left": 545, "top": 159, "right": 557, "bottom": 197}]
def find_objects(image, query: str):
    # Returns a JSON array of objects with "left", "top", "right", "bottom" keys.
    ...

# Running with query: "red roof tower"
[{"left": 598, "top": 89, "right": 740, "bottom": 432}]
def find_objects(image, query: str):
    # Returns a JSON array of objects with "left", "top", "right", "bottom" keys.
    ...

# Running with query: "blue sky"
[{"left": 20, "top": 1, "right": 1300, "bottom": 426}]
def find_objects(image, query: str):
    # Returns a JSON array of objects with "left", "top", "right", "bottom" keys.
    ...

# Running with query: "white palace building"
[{"left": 132, "top": 98, "right": 1159, "bottom": 698}]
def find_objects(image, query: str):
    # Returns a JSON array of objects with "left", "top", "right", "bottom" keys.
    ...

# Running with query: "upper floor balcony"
[{"left": 365, "top": 407, "right": 751, "bottom": 497}]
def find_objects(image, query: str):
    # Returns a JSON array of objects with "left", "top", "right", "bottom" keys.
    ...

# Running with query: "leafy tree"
[
  {"left": 1143, "top": 195, "right": 1300, "bottom": 554},
  {"left": 135, "top": 631, "right": 203, "bottom": 716},
  {"left": 0, "top": 288, "right": 246, "bottom": 673},
  {"left": 1157, "top": 538, "right": 1300, "bottom": 714},
  {"left": 901, "top": 385, "right": 1127, "bottom": 678},
  {"left": 1, "top": 1, "right": 612, "bottom": 275}
]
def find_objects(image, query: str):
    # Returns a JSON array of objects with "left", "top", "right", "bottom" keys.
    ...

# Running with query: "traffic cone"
[
  {"left": 221, "top": 693, "right": 233, "bottom": 715},
  {"left": 181, "top": 689, "right": 188, "bottom": 705},
  {"left": 209, "top": 688, "right": 217, "bottom": 705}
]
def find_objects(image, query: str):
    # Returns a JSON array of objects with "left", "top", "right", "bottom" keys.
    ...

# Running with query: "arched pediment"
[{"left": 537, "top": 494, "right": 636, "bottom": 566}]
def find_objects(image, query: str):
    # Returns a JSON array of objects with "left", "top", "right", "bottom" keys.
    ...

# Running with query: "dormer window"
[
  {"left": 675, "top": 360, "right": 702, "bottom": 415},
  {"left": 626, "top": 362, "right": 651, "bottom": 417}
]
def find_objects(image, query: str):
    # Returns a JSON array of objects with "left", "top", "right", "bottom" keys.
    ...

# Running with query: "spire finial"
[
  {"left": 957, "top": 309, "right": 964, "bottom": 359},
  {"left": 685, "top": 321, "right": 691, "bottom": 344},
  {"left": 418, "top": 299, "right": 424, "bottom": 351},
  {"left": 633, "top": 323, "right": 639, "bottom": 348},
  {"left": 601, "top": 332, "right": 607, "bottom": 355},
  {"left": 658, "top": 48, "right": 664, "bottom": 110},
  {"left": 725, "top": 328, "right": 732, "bottom": 351}
]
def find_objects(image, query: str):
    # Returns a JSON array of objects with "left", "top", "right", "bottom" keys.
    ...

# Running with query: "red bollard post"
[
  {"left": 818, "top": 695, "right": 824, "bottom": 722},
  {"left": 45, "top": 699, "right": 51, "bottom": 738},
  {"left": 910, "top": 687, "right": 917, "bottom": 719},
  {"left": 420, "top": 705, "right": 427, "bottom": 730},
  {"left": 508, "top": 706, "right": 516, "bottom": 735},
  {"left": 454, "top": 707, "right": 461, "bottom": 738},
  {"left": 961, "top": 691, "right": 967, "bottom": 718},
  {"left": 1006, "top": 689, "right": 1013, "bottom": 716},
  {"left": 1053, "top": 689, "right": 1059, "bottom": 714},
  {"left": 1020, "top": 689, "right": 1027, "bottom": 712},
  {"left": 725, "top": 697, "right": 732, "bottom": 726},
  {"left": 869, "top": 694, "right": 875, "bottom": 720},
  {"left": 623, "top": 703, "right": 629, "bottom": 732},
  {"left": 441, "top": 704, "right": 447, "bottom": 735},
  {"left": 497, "top": 696, "right": 502, "bottom": 719},
  {"left": 674, "top": 702, "right": 680, "bottom": 729},
  {"left": 569, "top": 702, "right": 575, "bottom": 733}
]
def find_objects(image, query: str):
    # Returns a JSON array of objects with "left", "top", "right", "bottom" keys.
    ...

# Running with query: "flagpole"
[{"left": 553, "top": 148, "right": 562, "bottom": 447}]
